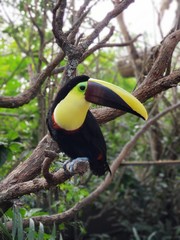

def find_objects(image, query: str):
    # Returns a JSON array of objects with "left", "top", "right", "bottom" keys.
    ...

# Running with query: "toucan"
[{"left": 47, "top": 75, "right": 148, "bottom": 176}]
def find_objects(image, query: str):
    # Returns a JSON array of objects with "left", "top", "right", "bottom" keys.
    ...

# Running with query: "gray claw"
[{"left": 63, "top": 157, "right": 89, "bottom": 174}]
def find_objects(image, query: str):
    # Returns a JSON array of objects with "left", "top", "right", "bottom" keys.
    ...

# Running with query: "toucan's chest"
[
  {"left": 47, "top": 109, "right": 109, "bottom": 176},
  {"left": 53, "top": 90, "right": 91, "bottom": 131},
  {"left": 48, "top": 111, "right": 106, "bottom": 157}
]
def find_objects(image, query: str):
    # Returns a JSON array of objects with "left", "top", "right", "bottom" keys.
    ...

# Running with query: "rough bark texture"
[{"left": 0, "top": 0, "right": 180, "bottom": 228}]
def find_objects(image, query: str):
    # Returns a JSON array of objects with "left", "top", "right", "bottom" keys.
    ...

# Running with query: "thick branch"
[
  {"left": 92, "top": 70, "right": 180, "bottom": 123},
  {"left": 145, "top": 30, "right": 180, "bottom": 83},
  {"left": 0, "top": 160, "right": 89, "bottom": 203},
  {"left": 0, "top": 70, "right": 179, "bottom": 191},
  {"left": 5, "top": 102, "right": 180, "bottom": 229}
]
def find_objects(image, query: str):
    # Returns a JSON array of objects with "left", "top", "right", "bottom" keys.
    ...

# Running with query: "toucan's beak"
[{"left": 85, "top": 78, "right": 148, "bottom": 120}]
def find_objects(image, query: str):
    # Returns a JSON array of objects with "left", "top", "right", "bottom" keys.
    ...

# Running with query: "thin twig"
[
  {"left": 79, "top": 0, "right": 134, "bottom": 50},
  {"left": 42, "top": 150, "right": 63, "bottom": 183},
  {"left": 82, "top": 34, "right": 141, "bottom": 61},
  {"left": 121, "top": 160, "right": 180, "bottom": 166}
]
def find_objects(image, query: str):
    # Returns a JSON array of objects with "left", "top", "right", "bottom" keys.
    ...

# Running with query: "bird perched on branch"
[{"left": 47, "top": 75, "right": 148, "bottom": 176}]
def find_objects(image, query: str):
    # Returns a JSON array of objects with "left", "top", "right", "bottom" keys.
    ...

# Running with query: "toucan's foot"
[{"left": 63, "top": 157, "right": 89, "bottom": 175}]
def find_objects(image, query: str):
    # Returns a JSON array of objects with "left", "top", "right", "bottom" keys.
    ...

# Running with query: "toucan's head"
[{"left": 52, "top": 75, "right": 148, "bottom": 130}]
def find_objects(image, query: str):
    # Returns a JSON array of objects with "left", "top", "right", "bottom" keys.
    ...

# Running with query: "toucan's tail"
[{"left": 89, "top": 159, "right": 111, "bottom": 176}]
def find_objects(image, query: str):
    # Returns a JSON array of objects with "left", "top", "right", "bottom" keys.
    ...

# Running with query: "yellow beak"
[{"left": 85, "top": 78, "right": 148, "bottom": 120}]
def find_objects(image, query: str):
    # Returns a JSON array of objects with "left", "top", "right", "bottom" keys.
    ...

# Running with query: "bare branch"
[
  {"left": 53, "top": 0, "right": 67, "bottom": 31},
  {"left": 0, "top": 160, "right": 89, "bottom": 203},
  {"left": 58, "top": 0, "right": 135, "bottom": 83},
  {"left": 82, "top": 33, "right": 141, "bottom": 61},
  {"left": 92, "top": 70, "right": 180, "bottom": 124},
  {"left": 5, "top": 101, "right": 180, "bottom": 229},
  {"left": 79, "top": 0, "right": 134, "bottom": 50},
  {"left": 27, "top": 6, "right": 44, "bottom": 43},
  {"left": 41, "top": 151, "right": 59, "bottom": 183},
  {"left": 0, "top": 51, "right": 65, "bottom": 108},
  {"left": 120, "top": 160, "right": 180, "bottom": 166},
  {"left": 76, "top": 0, "right": 92, "bottom": 19},
  {"left": 66, "top": 8, "right": 91, "bottom": 42},
  {"left": 146, "top": 30, "right": 180, "bottom": 83},
  {"left": 51, "top": 33, "right": 141, "bottom": 75}
]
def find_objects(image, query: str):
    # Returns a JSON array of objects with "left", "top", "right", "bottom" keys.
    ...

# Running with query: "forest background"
[{"left": 0, "top": 0, "right": 180, "bottom": 239}]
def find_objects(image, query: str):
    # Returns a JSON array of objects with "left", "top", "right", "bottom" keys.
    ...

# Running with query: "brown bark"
[
  {"left": 5, "top": 101, "right": 180, "bottom": 229},
  {"left": 0, "top": 0, "right": 180, "bottom": 227}
]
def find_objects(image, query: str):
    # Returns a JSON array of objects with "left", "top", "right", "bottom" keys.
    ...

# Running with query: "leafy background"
[{"left": 0, "top": 0, "right": 180, "bottom": 239}]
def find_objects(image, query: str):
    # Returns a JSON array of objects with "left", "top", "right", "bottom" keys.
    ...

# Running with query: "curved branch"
[
  {"left": 92, "top": 70, "right": 180, "bottom": 123},
  {"left": 51, "top": 33, "right": 141, "bottom": 75},
  {"left": 5, "top": 102, "right": 180, "bottom": 229},
  {"left": 81, "top": 34, "right": 141, "bottom": 61},
  {"left": 79, "top": 0, "right": 134, "bottom": 50},
  {"left": 0, "top": 51, "right": 65, "bottom": 108},
  {"left": 0, "top": 159, "right": 89, "bottom": 203},
  {"left": 145, "top": 30, "right": 180, "bottom": 83},
  {"left": 0, "top": 70, "right": 179, "bottom": 191}
]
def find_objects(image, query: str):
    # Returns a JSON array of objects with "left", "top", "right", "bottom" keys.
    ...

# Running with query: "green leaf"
[
  {"left": 50, "top": 224, "right": 56, "bottom": 240},
  {"left": 17, "top": 211, "right": 24, "bottom": 240},
  {"left": 12, "top": 207, "right": 24, "bottom": 240},
  {"left": 27, "top": 218, "right": 35, "bottom": 240},
  {"left": 0, "top": 221, "right": 12, "bottom": 240},
  {"left": 12, "top": 207, "right": 17, "bottom": 240},
  {"left": 37, "top": 222, "right": 44, "bottom": 240},
  {"left": 132, "top": 227, "right": 141, "bottom": 240}
]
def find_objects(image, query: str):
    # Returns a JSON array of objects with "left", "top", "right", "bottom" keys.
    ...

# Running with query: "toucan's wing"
[
  {"left": 47, "top": 109, "right": 110, "bottom": 176},
  {"left": 82, "top": 111, "right": 106, "bottom": 155},
  {"left": 79, "top": 111, "right": 110, "bottom": 176}
]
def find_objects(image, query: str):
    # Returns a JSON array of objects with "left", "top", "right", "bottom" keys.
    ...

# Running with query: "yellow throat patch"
[{"left": 53, "top": 86, "right": 91, "bottom": 131}]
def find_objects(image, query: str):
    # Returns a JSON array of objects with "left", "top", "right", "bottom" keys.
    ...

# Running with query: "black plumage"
[{"left": 47, "top": 75, "right": 110, "bottom": 176}]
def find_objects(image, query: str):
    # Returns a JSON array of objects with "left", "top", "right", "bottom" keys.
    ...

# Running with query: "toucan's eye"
[
  {"left": 78, "top": 83, "right": 87, "bottom": 92},
  {"left": 80, "top": 85, "right": 85, "bottom": 91}
]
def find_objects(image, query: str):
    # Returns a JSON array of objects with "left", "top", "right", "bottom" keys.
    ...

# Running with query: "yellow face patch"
[{"left": 53, "top": 82, "right": 91, "bottom": 131}]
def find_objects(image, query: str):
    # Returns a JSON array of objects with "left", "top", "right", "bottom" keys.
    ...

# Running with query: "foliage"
[
  {"left": 0, "top": 207, "right": 62, "bottom": 240},
  {"left": 0, "top": 0, "right": 180, "bottom": 240}
]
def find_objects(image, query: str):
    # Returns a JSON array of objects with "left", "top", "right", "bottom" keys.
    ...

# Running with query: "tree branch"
[
  {"left": 5, "top": 101, "right": 180, "bottom": 229},
  {"left": 79, "top": 0, "right": 134, "bottom": 50},
  {"left": 0, "top": 70, "right": 179, "bottom": 199},
  {"left": 92, "top": 70, "right": 180, "bottom": 124},
  {"left": 1, "top": 0, "right": 179, "bottom": 218},
  {"left": 0, "top": 51, "right": 65, "bottom": 108},
  {"left": 0, "top": 159, "right": 89, "bottom": 203},
  {"left": 120, "top": 159, "right": 180, "bottom": 166},
  {"left": 81, "top": 33, "right": 141, "bottom": 61},
  {"left": 51, "top": 33, "right": 142, "bottom": 75},
  {"left": 145, "top": 30, "right": 180, "bottom": 83}
]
